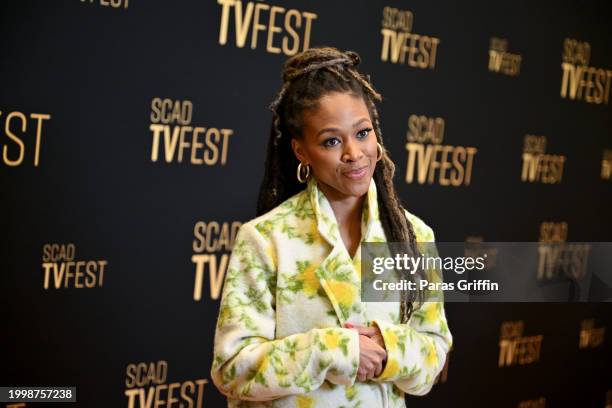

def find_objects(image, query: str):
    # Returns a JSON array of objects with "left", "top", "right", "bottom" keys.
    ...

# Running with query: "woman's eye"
[
  {"left": 357, "top": 128, "right": 372, "bottom": 139},
  {"left": 323, "top": 138, "right": 340, "bottom": 147}
]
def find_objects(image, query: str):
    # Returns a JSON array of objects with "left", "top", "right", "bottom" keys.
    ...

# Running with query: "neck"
[{"left": 316, "top": 181, "right": 367, "bottom": 226}]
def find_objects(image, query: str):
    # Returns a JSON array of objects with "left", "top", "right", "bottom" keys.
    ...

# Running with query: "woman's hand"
[
  {"left": 345, "top": 323, "right": 387, "bottom": 381},
  {"left": 356, "top": 325, "right": 386, "bottom": 350}
]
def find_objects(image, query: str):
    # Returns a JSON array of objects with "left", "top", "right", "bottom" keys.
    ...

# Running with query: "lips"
[{"left": 342, "top": 165, "right": 368, "bottom": 180}]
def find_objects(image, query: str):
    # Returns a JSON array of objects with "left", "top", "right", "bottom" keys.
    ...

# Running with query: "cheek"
[
  {"left": 365, "top": 140, "right": 378, "bottom": 158},
  {"left": 311, "top": 150, "right": 340, "bottom": 172}
]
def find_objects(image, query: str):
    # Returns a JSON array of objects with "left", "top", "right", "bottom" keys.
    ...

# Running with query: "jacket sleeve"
[
  {"left": 210, "top": 223, "right": 360, "bottom": 402},
  {"left": 370, "top": 220, "right": 453, "bottom": 396}
]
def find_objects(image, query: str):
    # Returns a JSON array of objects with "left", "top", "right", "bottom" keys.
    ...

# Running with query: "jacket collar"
[{"left": 306, "top": 176, "right": 380, "bottom": 250}]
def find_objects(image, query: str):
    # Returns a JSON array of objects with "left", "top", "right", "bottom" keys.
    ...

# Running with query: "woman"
[{"left": 211, "top": 46, "right": 452, "bottom": 407}]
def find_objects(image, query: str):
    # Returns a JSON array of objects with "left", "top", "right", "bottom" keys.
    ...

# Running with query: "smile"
[{"left": 342, "top": 166, "right": 368, "bottom": 180}]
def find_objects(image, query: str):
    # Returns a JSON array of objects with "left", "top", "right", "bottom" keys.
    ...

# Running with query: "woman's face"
[{"left": 291, "top": 91, "right": 379, "bottom": 200}]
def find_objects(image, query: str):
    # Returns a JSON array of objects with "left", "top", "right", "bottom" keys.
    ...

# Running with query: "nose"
[{"left": 342, "top": 138, "right": 364, "bottom": 163}]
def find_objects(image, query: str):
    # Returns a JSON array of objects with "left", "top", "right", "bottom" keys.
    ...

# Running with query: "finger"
[
  {"left": 374, "top": 359, "right": 384, "bottom": 377},
  {"left": 361, "top": 333, "right": 385, "bottom": 351},
  {"left": 374, "top": 358, "right": 383, "bottom": 377},
  {"left": 344, "top": 322, "right": 354, "bottom": 328},
  {"left": 378, "top": 347, "right": 388, "bottom": 361},
  {"left": 356, "top": 326, "right": 378, "bottom": 336},
  {"left": 368, "top": 361, "right": 379, "bottom": 380},
  {"left": 361, "top": 334, "right": 385, "bottom": 353},
  {"left": 372, "top": 334, "right": 385, "bottom": 349},
  {"left": 362, "top": 364, "right": 371, "bottom": 381}
]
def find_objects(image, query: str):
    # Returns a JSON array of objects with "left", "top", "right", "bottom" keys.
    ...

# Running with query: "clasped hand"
[{"left": 344, "top": 322, "right": 387, "bottom": 382}]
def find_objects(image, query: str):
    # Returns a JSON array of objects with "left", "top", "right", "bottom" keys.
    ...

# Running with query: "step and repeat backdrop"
[{"left": 2, "top": 0, "right": 611, "bottom": 407}]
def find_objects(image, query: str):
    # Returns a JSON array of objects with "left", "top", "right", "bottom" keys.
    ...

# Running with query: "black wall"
[{"left": 2, "top": 1, "right": 611, "bottom": 407}]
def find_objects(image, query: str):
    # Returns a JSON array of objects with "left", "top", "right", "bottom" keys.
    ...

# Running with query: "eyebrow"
[{"left": 316, "top": 118, "right": 371, "bottom": 138}]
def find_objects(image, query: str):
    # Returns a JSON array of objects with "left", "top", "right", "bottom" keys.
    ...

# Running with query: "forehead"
[{"left": 302, "top": 92, "right": 370, "bottom": 130}]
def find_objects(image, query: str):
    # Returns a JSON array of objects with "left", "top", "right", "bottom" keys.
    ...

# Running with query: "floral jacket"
[{"left": 211, "top": 176, "right": 453, "bottom": 407}]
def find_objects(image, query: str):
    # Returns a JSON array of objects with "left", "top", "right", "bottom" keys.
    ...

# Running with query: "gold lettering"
[
  {"left": 381, "top": 27, "right": 440, "bottom": 69},
  {"left": 251, "top": 2, "right": 270, "bottom": 49},
  {"left": 218, "top": 0, "right": 316, "bottom": 56},
  {"left": 234, "top": 0, "right": 255, "bottom": 48},
  {"left": 406, "top": 143, "right": 476, "bottom": 186},
  {"left": 283, "top": 10, "right": 300, "bottom": 55},
  {"left": 266, "top": 6, "right": 284, "bottom": 54},
  {"left": 192, "top": 254, "right": 229, "bottom": 300},
  {"left": 217, "top": 0, "right": 234, "bottom": 45},
  {"left": 3, "top": 111, "right": 26, "bottom": 166}
]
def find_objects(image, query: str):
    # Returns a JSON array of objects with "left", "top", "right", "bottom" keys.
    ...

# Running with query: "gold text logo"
[
  {"left": 217, "top": 0, "right": 317, "bottom": 56},
  {"left": 521, "top": 135, "right": 566, "bottom": 184},
  {"left": 380, "top": 6, "right": 440, "bottom": 69},
  {"left": 498, "top": 320, "right": 543, "bottom": 367},
  {"left": 149, "top": 98, "right": 234, "bottom": 165},
  {"left": 488, "top": 37, "right": 522, "bottom": 76},
  {"left": 42, "top": 243, "right": 107, "bottom": 289},
  {"left": 537, "top": 222, "right": 590, "bottom": 281},
  {"left": 125, "top": 360, "right": 208, "bottom": 408},
  {"left": 560, "top": 38, "right": 612, "bottom": 105},
  {"left": 192, "top": 221, "right": 242, "bottom": 301},
  {"left": 405, "top": 115, "right": 477, "bottom": 186}
]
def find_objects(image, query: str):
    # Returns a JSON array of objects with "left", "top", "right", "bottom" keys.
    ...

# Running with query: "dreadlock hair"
[{"left": 256, "top": 46, "right": 424, "bottom": 323}]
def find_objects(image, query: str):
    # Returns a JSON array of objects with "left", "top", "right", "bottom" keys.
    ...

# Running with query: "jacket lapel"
[{"left": 306, "top": 177, "right": 382, "bottom": 324}]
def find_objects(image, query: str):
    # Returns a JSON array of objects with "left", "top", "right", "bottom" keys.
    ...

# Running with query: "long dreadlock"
[{"left": 256, "top": 46, "right": 424, "bottom": 323}]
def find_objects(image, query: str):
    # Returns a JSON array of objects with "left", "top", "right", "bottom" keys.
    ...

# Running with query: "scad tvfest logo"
[
  {"left": 561, "top": 38, "right": 612, "bottom": 105},
  {"left": 405, "top": 114, "right": 477, "bottom": 187},
  {"left": 488, "top": 37, "right": 522, "bottom": 76},
  {"left": 521, "top": 135, "right": 565, "bottom": 184},
  {"left": 149, "top": 98, "right": 234, "bottom": 166},
  {"left": 498, "top": 320, "right": 543, "bottom": 367},
  {"left": 125, "top": 360, "right": 208, "bottom": 408},
  {"left": 380, "top": 6, "right": 440, "bottom": 69},
  {"left": 537, "top": 222, "right": 590, "bottom": 282},
  {"left": 42, "top": 243, "right": 107, "bottom": 289}
]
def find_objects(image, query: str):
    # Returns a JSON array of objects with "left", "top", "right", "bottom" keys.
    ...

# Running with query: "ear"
[
  {"left": 291, "top": 138, "right": 308, "bottom": 164},
  {"left": 375, "top": 141, "right": 383, "bottom": 163}
]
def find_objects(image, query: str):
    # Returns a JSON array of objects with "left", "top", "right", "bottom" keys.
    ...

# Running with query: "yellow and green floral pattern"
[{"left": 211, "top": 176, "right": 453, "bottom": 407}]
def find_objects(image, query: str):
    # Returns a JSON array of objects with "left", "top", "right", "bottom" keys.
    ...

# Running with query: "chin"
[{"left": 341, "top": 178, "right": 371, "bottom": 197}]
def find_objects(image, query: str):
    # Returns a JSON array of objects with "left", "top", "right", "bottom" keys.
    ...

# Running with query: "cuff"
[
  {"left": 371, "top": 319, "right": 403, "bottom": 382},
  {"left": 319, "top": 328, "right": 360, "bottom": 385}
]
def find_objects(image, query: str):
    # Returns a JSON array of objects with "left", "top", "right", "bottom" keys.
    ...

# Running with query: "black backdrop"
[{"left": 2, "top": 0, "right": 611, "bottom": 407}]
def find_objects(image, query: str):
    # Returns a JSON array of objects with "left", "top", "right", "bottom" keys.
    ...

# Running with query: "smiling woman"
[
  {"left": 291, "top": 92, "right": 380, "bottom": 207},
  {"left": 211, "top": 46, "right": 452, "bottom": 408}
]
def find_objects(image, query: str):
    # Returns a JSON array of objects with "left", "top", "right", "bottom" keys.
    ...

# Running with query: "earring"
[
  {"left": 376, "top": 142, "right": 383, "bottom": 161},
  {"left": 297, "top": 162, "right": 310, "bottom": 183}
]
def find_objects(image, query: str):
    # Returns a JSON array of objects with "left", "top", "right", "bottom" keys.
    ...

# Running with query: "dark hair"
[{"left": 256, "top": 46, "right": 423, "bottom": 323}]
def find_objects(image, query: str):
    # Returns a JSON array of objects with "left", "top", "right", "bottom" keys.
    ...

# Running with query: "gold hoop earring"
[
  {"left": 376, "top": 142, "right": 383, "bottom": 161},
  {"left": 297, "top": 162, "right": 310, "bottom": 183}
]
